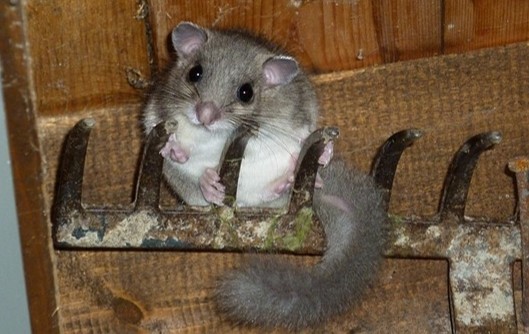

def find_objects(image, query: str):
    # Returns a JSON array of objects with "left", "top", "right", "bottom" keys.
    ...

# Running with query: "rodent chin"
[{"left": 191, "top": 117, "right": 234, "bottom": 134}]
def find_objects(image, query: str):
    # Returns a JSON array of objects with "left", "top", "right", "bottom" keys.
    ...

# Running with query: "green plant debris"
[
  {"left": 263, "top": 215, "right": 281, "bottom": 250},
  {"left": 213, "top": 206, "right": 239, "bottom": 248},
  {"left": 264, "top": 207, "right": 314, "bottom": 252},
  {"left": 389, "top": 213, "right": 405, "bottom": 225},
  {"left": 283, "top": 207, "right": 314, "bottom": 251}
]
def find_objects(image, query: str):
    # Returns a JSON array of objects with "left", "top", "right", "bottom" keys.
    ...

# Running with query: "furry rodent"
[
  {"left": 143, "top": 22, "right": 386, "bottom": 330},
  {"left": 143, "top": 22, "right": 317, "bottom": 208}
]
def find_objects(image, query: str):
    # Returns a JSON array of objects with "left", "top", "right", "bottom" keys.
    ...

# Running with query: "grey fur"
[
  {"left": 143, "top": 22, "right": 386, "bottom": 329},
  {"left": 215, "top": 160, "right": 387, "bottom": 329},
  {"left": 143, "top": 22, "right": 318, "bottom": 205}
]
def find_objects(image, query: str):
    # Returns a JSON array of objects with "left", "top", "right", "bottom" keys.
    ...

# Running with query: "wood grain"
[
  {"left": 148, "top": 0, "right": 383, "bottom": 72},
  {"left": 315, "top": 44, "right": 529, "bottom": 219},
  {"left": 24, "top": 0, "right": 151, "bottom": 116},
  {"left": 3, "top": 1, "right": 529, "bottom": 333},
  {"left": 0, "top": 2, "right": 58, "bottom": 333},
  {"left": 147, "top": 0, "right": 529, "bottom": 74},
  {"left": 372, "top": 0, "right": 443, "bottom": 62},
  {"left": 444, "top": 0, "right": 529, "bottom": 53},
  {"left": 35, "top": 43, "right": 529, "bottom": 332}
]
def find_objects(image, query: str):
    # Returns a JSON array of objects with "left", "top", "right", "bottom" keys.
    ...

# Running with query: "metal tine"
[
  {"left": 439, "top": 131, "right": 502, "bottom": 221},
  {"left": 508, "top": 157, "right": 529, "bottom": 330},
  {"left": 49, "top": 118, "right": 528, "bottom": 331},
  {"left": 133, "top": 121, "right": 171, "bottom": 211},
  {"left": 288, "top": 127, "right": 340, "bottom": 214},
  {"left": 371, "top": 128, "right": 423, "bottom": 208},
  {"left": 52, "top": 118, "right": 94, "bottom": 226},
  {"left": 218, "top": 123, "right": 256, "bottom": 207}
]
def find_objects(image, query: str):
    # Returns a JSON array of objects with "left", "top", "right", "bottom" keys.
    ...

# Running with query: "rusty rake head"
[
  {"left": 52, "top": 119, "right": 529, "bottom": 333},
  {"left": 51, "top": 119, "right": 338, "bottom": 252}
]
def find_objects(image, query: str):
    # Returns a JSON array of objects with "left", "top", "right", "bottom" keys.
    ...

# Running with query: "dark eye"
[
  {"left": 237, "top": 83, "right": 253, "bottom": 103},
  {"left": 188, "top": 65, "right": 203, "bottom": 83}
]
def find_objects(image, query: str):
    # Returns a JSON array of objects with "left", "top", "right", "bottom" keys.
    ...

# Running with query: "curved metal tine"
[
  {"left": 219, "top": 123, "right": 257, "bottom": 207},
  {"left": 133, "top": 121, "right": 171, "bottom": 211},
  {"left": 288, "top": 127, "right": 340, "bottom": 214},
  {"left": 439, "top": 131, "right": 502, "bottom": 221},
  {"left": 508, "top": 157, "right": 529, "bottom": 329},
  {"left": 371, "top": 128, "right": 423, "bottom": 207},
  {"left": 52, "top": 118, "right": 95, "bottom": 225}
]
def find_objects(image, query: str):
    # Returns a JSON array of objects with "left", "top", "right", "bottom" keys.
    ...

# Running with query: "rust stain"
[{"left": 508, "top": 156, "right": 529, "bottom": 173}]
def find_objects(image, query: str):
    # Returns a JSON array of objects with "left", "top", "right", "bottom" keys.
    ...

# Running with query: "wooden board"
[
  {"left": 2, "top": 1, "right": 529, "bottom": 332},
  {"left": 148, "top": 0, "right": 529, "bottom": 72},
  {"left": 444, "top": 0, "right": 529, "bottom": 53},
  {"left": 315, "top": 43, "right": 529, "bottom": 219},
  {"left": 0, "top": 3, "right": 58, "bottom": 333},
  {"left": 24, "top": 0, "right": 151, "bottom": 116},
  {"left": 34, "top": 43, "right": 529, "bottom": 332}
]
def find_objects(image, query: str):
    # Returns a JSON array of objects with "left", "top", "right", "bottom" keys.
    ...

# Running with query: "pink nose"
[{"left": 195, "top": 101, "right": 221, "bottom": 126}]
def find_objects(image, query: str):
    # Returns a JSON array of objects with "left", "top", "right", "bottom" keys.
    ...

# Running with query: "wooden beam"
[{"left": 0, "top": 2, "right": 58, "bottom": 333}]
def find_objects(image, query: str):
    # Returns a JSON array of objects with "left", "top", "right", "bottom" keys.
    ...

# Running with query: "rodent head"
[{"left": 147, "top": 22, "right": 310, "bottom": 134}]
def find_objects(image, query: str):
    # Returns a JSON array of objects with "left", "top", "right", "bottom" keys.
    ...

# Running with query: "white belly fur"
[
  {"left": 236, "top": 126, "right": 310, "bottom": 207},
  {"left": 169, "top": 114, "right": 230, "bottom": 181},
  {"left": 166, "top": 114, "right": 310, "bottom": 208}
]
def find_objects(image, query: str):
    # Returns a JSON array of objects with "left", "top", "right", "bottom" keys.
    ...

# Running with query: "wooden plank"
[
  {"left": 372, "top": 0, "right": 443, "bottom": 62},
  {"left": 5, "top": 0, "right": 529, "bottom": 332},
  {"left": 297, "top": 0, "right": 382, "bottom": 71},
  {"left": 53, "top": 252, "right": 451, "bottom": 333},
  {"left": 147, "top": 0, "right": 383, "bottom": 72},
  {"left": 24, "top": 0, "right": 151, "bottom": 116},
  {"left": 315, "top": 43, "right": 529, "bottom": 219},
  {"left": 16, "top": 0, "right": 529, "bottom": 117},
  {"left": 444, "top": 0, "right": 529, "bottom": 53},
  {"left": 37, "top": 42, "right": 529, "bottom": 333},
  {"left": 0, "top": 2, "right": 58, "bottom": 333}
]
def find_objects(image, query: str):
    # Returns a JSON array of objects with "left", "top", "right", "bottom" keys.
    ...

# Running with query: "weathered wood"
[
  {"left": 148, "top": 0, "right": 383, "bottom": 71},
  {"left": 3, "top": 1, "right": 529, "bottom": 332},
  {"left": 33, "top": 42, "right": 529, "bottom": 332},
  {"left": 148, "top": 0, "right": 529, "bottom": 73},
  {"left": 0, "top": 2, "right": 58, "bottom": 333},
  {"left": 315, "top": 43, "right": 529, "bottom": 220},
  {"left": 23, "top": 0, "right": 151, "bottom": 116},
  {"left": 372, "top": 0, "right": 443, "bottom": 62},
  {"left": 444, "top": 0, "right": 529, "bottom": 53}
]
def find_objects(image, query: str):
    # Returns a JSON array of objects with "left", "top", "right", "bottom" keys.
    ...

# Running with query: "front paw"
[
  {"left": 200, "top": 168, "right": 225, "bottom": 205},
  {"left": 271, "top": 173, "right": 295, "bottom": 197},
  {"left": 265, "top": 156, "right": 297, "bottom": 201},
  {"left": 160, "top": 133, "right": 189, "bottom": 163}
]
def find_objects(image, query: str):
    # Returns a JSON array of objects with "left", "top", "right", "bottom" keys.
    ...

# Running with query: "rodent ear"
[
  {"left": 171, "top": 22, "right": 207, "bottom": 57},
  {"left": 262, "top": 56, "right": 299, "bottom": 86}
]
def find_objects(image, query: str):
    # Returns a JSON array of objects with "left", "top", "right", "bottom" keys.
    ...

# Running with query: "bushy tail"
[{"left": 214, "top": 159, "right": 387, "bottom": 330}]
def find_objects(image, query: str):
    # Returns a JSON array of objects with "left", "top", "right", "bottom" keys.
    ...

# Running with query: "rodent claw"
[{"left": 200, "top": 168, "right": 225, "bottom": 204}]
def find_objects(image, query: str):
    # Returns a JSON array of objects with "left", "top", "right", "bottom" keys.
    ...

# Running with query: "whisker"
[{"left": 226, "top": 113, "right": 303, "bottom": 160}]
